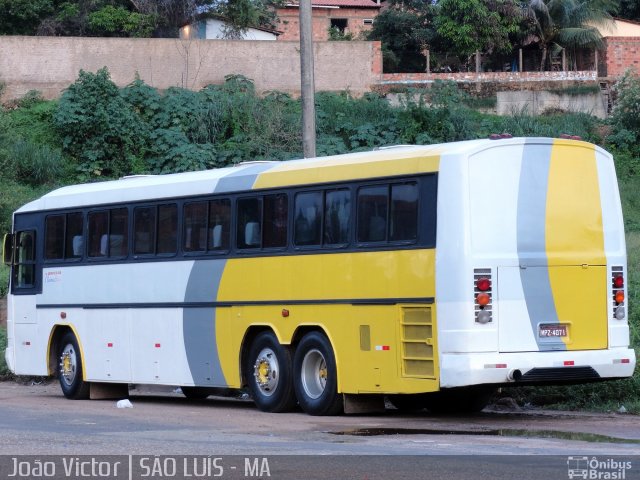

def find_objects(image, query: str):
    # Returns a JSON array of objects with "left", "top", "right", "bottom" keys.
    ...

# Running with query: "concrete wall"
[
  {"left": 0, "top": 36, "right": 382, "bottom": 101},
  {"left": 497, "top": 90, "right": 606, "bottom": 119}
]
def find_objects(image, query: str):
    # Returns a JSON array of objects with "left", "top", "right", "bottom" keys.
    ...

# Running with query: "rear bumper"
[{"left": 440, "top": 347, "right": 636, "bottom": 388}]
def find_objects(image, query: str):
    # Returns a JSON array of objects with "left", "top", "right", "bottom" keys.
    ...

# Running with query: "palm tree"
[{"left": 526, "top": 0, "right": 618, "bottom": 71}]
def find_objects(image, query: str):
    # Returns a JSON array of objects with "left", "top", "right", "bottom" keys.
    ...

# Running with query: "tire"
[
  {"left": 424, "top": 386, "right": 495, "bottom": 414},
  {"left": 244, "top": 331, "right": 296, "bottom": 413},
  {"left": 387, "top": 394, "right": 429, "bottom": 412},
  {"left": 293, "top": 332, "right": 342, "bottom": 416},
  {"left": 181, "top": 387, "right": 211, "bottom": 400},
  {"left": 57, "top": 331, "right": 90, "bottom": 400}
]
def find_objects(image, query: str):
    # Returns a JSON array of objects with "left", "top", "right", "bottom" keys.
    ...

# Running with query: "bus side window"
[
  {"left": 183, "top": 202, "right": 207, "bottom": 252},
  {"left": 14, "top": 230, "right": 36, "bottom": 288},
  {"left": 88, "top": 211, "right": 108, "bottom": 257},
  {"left": 208, "top": 199, "right": 230, "bottom": 251},
  {"left": 263, "top": 194, "right": 288, "bottom": 248},
  {"left": 157, "top": 204, "right": 178, "bottom": 255},
  {"left": 390, "top": 183, "right": 418, "bottom": 242},
  {"left": 109, "top": 208, "right": 128, "bottom": 257},
  {"left": 294, "top": 192, "right": 322, "bottom": 246},
  {"left": 44, "top": 215, "right": 65, "bottom": 260},
  {"left": 65, "top": 212, "right": 84, "bottom": 259},
  {"left": 134, "top": 206, "right": 156, "bottom": 255},
  {"left": 237, "top": 198, "right": 262, "bottom": 249},
  {"left": 324, "top": 189, "right": 350, "bottom": 246},
  {"left": 357, "top": 185, "right": 388, "bottom": 243}
]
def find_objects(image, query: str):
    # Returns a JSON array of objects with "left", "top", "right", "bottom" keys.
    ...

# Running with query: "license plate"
[{"left": 539, "top": 324, "right": 568, "bottom": 338}]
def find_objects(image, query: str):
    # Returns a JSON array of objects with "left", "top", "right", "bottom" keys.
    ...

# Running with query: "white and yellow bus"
[{"left": 3, "top": 137, "right": 635, "bottom": 415}]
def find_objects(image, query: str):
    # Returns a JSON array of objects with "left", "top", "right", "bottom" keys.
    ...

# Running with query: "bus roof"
[{"left": 15, "top": 137, "right": 595, "bottom": 213}]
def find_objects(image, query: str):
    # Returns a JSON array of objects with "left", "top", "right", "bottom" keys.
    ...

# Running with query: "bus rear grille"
[
  {"left": 520, "top": 367, "right": 600, "bottom": 382},
  {"left": 400, "top": 307, "right": 435, "bottom": 378}
]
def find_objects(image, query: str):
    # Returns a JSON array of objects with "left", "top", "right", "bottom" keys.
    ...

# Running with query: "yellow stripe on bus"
[
  {"left": 545, "top": 140, "right": 607, "bottom": 350},
  {"left": 252, "top": 151, "right": 442, "bottom": 189}
]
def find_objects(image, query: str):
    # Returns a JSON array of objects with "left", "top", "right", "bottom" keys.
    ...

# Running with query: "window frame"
[{"left": 355, "top": 180, "right": 420, "bottom": 248}]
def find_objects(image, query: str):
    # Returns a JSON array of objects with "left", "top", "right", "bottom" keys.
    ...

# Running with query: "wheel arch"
[{"left": 47, "top": 324, "right": 85, "bottom": 379}]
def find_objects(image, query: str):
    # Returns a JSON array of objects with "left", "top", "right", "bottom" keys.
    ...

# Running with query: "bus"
[{"left": 2, "top": 137, "right": 635, "bottom": 415}]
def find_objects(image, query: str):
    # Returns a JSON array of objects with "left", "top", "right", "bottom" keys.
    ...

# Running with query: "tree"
[
  {"left": 618, "top": 0, "right": 640, "bottom": 21},
  {"left": 199, "top": 0, "right": 283, "bottom": 39},
  {"left": 0, "top": 0, "right": 53, "bottom": 35},
  {"left": 433, "top": 0, "right": 523, "bottom": 59},
  {"left": 36, "top": 0, "right": 157, "bottom": 37},
  {"left": 129, "top": 0, "right": 204, "bottom": 37},
  {"left": 526, "top": 0, "right": 618, "bottom": 71},
  {"left": 367, "top": 0, "right": 435, "bottom": 73}
]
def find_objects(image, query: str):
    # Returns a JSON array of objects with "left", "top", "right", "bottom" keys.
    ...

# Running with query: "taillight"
[
  {"left": 474, "top": 268, "right": 492, "bottom": 324},
  {"left": 612, "top": 266, "right": 626, "bottom": 320}
]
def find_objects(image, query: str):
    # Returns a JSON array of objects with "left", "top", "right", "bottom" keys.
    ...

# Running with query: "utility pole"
[{"left": 299, "top": 0, "right": 316, "bottom": 158}]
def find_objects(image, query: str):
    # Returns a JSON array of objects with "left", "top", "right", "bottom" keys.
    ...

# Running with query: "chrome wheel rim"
[
  {"left": 59, "top": 344, "right": 78, "bottom": 386},
  {"left": 300, "top": 349, "right": 327, "bottom": 400},
  {"left": 253, "top": 348, "right": 279, "bottom": 397}
]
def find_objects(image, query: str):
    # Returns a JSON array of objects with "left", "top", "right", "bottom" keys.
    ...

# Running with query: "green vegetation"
[
  {"left": 0, "top": 326, "right": 9, "bottom": 379},
  {"left": 1, "top": 68, "right": 640, "bottom": 413}
]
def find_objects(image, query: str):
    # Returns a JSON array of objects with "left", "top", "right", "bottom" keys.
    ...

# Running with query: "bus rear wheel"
[
  {"left": 244, "top": 331, "right": 296, "bottom": 413},
  {"left": 293, "top": 332, "right": 342, "bottom": 416},
  {"left": 57, "top": 331, "right": 90, "bottom": 400}
]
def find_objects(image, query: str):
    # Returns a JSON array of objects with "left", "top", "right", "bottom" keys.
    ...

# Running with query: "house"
[
  {"left": 275, "top": 0, "right": 382, "bottom": 41},
  {"left": 179, "top": 17, "right": 280, "bottom": 41},
  {"left": 596, "top": 18, "right": 640, "bottom": 77}
]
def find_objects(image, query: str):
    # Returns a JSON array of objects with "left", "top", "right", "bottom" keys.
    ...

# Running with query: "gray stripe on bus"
[
  {"left": 516, "top": 139, "right": 566, "bottom": 351},
  {"left": 214, "top": 162, "right": 278, "bottom": 193},
  {"left": 183, "top": 259, "right": 228, "bottom": 385}
]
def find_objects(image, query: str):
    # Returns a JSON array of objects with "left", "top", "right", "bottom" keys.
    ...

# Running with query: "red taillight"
[
  {"left": 474, "top": 268, "right": 493, "bottom": 323},
  {"left": 614, "top": 275, "right": 624, "bottom": 288},
  {"left": 476, "top": 277, "right": 491, "bottom": 291}
]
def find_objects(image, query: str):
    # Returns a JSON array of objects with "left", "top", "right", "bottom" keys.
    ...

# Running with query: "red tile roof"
[{"left": 285, "top": 0, "right": 381, "bottom": 8}]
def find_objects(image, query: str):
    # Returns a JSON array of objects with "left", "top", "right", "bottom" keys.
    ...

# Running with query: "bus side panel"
[
  {"left": 595, "top": 148, "right": 629, "bottom": 348},
  {"left": 37, "top": 261, "right": 229, "bottom": 387},
  {"left": 216, "top": 250, "right": 439, "bottom": 394}
]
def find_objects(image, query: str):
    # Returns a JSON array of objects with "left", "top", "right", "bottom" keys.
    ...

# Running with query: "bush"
[
  {"left": 0, "top": 178, "right": 50, "bottom": 234},
  {"left": 8, "top": 139, "right": 63, "bottom": 186},
  {"left": 608, "top": 69, "right": 640, "bottom": 156},
  {"left": 0, "top": 326, "right": 9, "bottom": 379},
  {"left": 54, "top": 67, "right": 148, "bottom": 179},
  {"left": 0, "top": 263, "right": 8, "bottom": 298}
]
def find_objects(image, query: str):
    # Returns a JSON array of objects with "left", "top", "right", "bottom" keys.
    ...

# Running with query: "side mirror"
[{"left": 3, "top": 233, "right": 14, "bottom": 266}]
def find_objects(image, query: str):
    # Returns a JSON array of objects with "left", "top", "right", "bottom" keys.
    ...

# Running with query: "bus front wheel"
[
  {"left": 293, "top": 332, "right": 343, "bottom": 416},
  {"left": 244, "top": 331, "right": 296, "bottom": 413},
  {"left": 57, "top": 331, "right": 90, "bottom": 400}
]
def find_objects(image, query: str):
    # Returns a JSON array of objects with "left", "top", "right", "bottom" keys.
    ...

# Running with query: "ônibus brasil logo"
[{"left": 567, "top": 457, "right": 632, "bottom": 479}]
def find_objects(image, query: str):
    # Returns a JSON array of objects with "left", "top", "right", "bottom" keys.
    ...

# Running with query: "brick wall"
[
  {"left": 276, "top": 7, "right": 377, "bottom": 41},
  {"left": 602, "top": 37, "right": 640, "bottom": 77},
  {"left": 0, "top": 36, "right": 383, "bottom": 101}
]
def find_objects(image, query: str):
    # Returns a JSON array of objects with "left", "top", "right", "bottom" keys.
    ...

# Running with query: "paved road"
[{"left": 0, "top": 380, "right": 638, "bottom": 479}]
